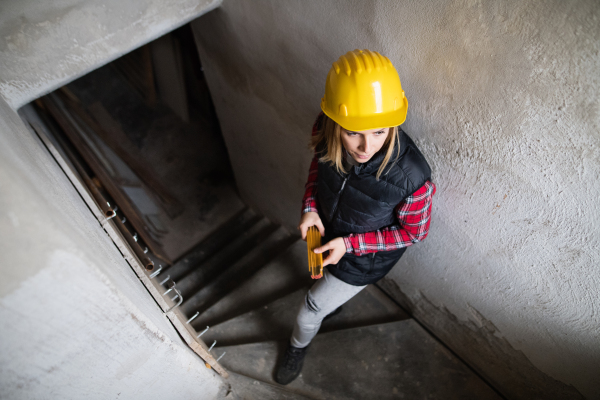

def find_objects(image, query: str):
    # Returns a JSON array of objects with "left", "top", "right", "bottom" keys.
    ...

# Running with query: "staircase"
[
  {"left": 24, "top": 54, "right": 501, "bottom": 399},
  {"left": 155, "top": 207, "right": 503, "bottom": 400}
]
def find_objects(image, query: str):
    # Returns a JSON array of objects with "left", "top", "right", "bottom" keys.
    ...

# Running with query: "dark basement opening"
[{"left": 24, "top": 24, "right": 246, "bottom": 268}]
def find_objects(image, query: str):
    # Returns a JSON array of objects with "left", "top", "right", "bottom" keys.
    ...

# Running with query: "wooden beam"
[
  {"left": 58, "top": 88, "right": 184, "bottom": 219},
  {"left": 40, "top": 93, "right": 171, "bottom": 264}
]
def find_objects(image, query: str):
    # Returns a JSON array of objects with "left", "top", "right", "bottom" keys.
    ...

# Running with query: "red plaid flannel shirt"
[{"left": 302, "top": 117, "right": 436, "bottom": 256}]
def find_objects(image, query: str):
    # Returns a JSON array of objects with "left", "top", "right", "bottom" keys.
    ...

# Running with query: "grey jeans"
[{"left": 290, "top": 268, "right": 367, "bottom": 348}]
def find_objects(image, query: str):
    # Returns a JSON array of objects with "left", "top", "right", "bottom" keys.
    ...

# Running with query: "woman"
[{"left": 275, "top": 49, "right": 436, "bottom": 385}]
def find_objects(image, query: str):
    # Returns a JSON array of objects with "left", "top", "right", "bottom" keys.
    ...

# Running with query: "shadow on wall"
[
  {"left": 377, "top": 277, "right": 585, "bottom": 400},
  {"left": 190, "top": 0, "right": 600, "bottom": 398}
]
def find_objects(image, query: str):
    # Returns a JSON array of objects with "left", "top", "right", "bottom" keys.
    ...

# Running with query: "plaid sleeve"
[
  {"left": 301, "top": 114, "right": 323, "bottom": 215},
  {"left": 343, "top": 181, "right": 436, "bottom": 256},
  {"left": 301, "top": 153, "right": 319, "bottom": 214}
]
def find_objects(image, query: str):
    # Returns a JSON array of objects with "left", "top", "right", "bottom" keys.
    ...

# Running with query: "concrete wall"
[
  {"left": 0, "top": 0, "right": 221, "bottom": 110},
  {"left": 0, "top": 0, "right": 227, "bottom": 398},
  {"left": 191, "top": 1, "right": 600, "bottom": 398},
  {"left": 0, "top": 97, "right": 226, "bottom": 398}
]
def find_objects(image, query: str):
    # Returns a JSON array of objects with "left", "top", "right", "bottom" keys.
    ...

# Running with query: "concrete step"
[
  {"left": 217, "top": 320, "right": 502, "bottom": 400},
  {"left": 165, "top": 208, "right": 260, "bottom": 281},
  {"left": 202, "top": 285, "right": 409, "bottom": 347},
  {"left": 222, "top": 371, "right": 315, "bottom": 400},
  {"left": 176, "top": 217, "right": 276, "bottom": 301},
  {"left": 182, "top": 226, "right": 296, "bottom": 317},
  {"left": 191, "top": 240, "right": 311, "bottom": 328}
]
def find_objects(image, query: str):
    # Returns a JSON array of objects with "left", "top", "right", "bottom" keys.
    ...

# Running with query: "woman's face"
[{"left": 340, "top": 126, "right": 390, "bottom": 163}]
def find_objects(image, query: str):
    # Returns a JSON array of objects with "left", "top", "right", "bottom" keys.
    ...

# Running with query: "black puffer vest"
[
  {"left": 316, "top": 120, "right": 431, "bottom": 286},
  {"left": 317, "top": 129, "right": 431, "bottom": 237}
]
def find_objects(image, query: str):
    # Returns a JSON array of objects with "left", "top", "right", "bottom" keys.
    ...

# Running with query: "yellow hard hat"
[{"left": 320, "top": 49, "right": 408, "bottom": 131}]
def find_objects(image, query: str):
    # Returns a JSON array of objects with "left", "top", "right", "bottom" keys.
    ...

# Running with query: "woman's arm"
[
  {"left": 301, "top": 152, "right": 319, "bottom": 215},
  {"left": 298, "top": 114, "right": 325, "bottom": 241},
  {"left": 342, "top": 181, "right": 436, "bottom": 256},
  {"left": 298, "top": 151, "right": 326, "bottom": 241},
  {"left": 300, "top": 113, "right": 323, "bottom": 216},
  {"left": 298, "top": 115, "right": 327, "bottom": 277}
]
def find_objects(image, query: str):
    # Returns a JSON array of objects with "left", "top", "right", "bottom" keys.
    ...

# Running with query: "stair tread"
[
  {"left": 176, "top": 217, "right": 275, "bottom": 299},
  {"left": 182, "top": 226, "right": 294, "bottom": 316},
  {"left": 166, "top": 208, "right": 259, "bottom": 281},
  {"left": 192, "top": 239, "right": 311, "bottom": 327},
  {"left": 223, "top": 371, "right": 315, "bottom": 400},
  {"left": 217, "top": 320, "right": 502, "bottom": 400},
  {"left": 202, "top": 284, "right": 409, "bottom": 346}
]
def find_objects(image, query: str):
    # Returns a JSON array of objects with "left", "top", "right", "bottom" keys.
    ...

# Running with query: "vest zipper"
[
  {"left": 330, "top": 176, "right": 348, "bottom": 221},
  {"left": 367, "top": 252, "right": 376, "bottom": 275}
]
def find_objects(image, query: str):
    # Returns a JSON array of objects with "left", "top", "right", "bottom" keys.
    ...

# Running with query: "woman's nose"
[{"left": 362, "top": 136, "right": 372, "bottom": 154}]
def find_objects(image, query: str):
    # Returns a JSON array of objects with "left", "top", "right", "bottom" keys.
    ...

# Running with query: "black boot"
[{"left": 275, "top": 344, "right": 309, "bottom": 385}]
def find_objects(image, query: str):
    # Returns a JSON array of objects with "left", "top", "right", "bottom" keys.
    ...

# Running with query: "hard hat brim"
[{"left": 321, "top": 96, "right": 408, "bottom": 131}]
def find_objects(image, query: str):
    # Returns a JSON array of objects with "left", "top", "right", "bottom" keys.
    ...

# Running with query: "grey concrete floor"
[
  {"left": 218, "top": 320, "right": 502, "bottom": 400},
  {"left": 169, "top": 224, "right": 502, "bottom": 399}
]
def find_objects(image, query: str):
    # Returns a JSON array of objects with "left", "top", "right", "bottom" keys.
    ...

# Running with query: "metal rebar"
[
  {"left": 121, "top": 217, "right": 127, "bottom": 224},
  {"left": 164, "top": 288, "right": 183, "bottom": 313},
  {"left": 159, "top": 274, "right": 170, "bottom": 285},
  {"left": 163, "top": 281, "right": 176, "bottom": 296},
  {"left": 208, "top": 340, "right": 217, "bottom": 352},
  {"left": 215, "top": 352, "right": 226, "bottom": 363},
  {"left": 133, "top": 232, "right": 138, "bottom": 242},
  {"left": 196, "top": 326, "right": 209, "bottom": 338},
  {"left": 149, "top": 265, "right": 163, "bottom": 279},
  {"left": 186, "top": 312, "right": 200, "bottom": 325}
]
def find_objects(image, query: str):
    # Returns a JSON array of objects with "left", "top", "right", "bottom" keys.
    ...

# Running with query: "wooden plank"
[
  {"left": 111, "top": 45, "right": 157, "bottom": 107},
  {"left": 40, "top": 93, "right": 172, "bottom": 264},
  {"left": 26, "top": 102, "right": 107, "bottom": 223},
  {"left": 58, "top": 88, "right": 184, "bottom": 219},
  {"left": 25, "top": 103, "right": 170, "bottom": 311},
  {"left": 32, "top": 104, "right": 156, "bottom": 271},
  {"left": 151, "top": 34, "right": 189, "bottom": 122},
  {"left": 26, "top": 102, "right": 228, "bottom": 376}
]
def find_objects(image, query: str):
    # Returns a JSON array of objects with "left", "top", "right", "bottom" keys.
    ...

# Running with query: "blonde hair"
[{"left": 311, "top": 115, "right": 400, "bottom": 180}]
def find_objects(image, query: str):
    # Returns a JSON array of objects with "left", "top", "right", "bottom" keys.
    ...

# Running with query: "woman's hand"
[
  {"left": 298, "top": 212, "right": 325, "bottom": 241},
  {"left": 315, "top": 237, "right": 347, "bottom": 267}
]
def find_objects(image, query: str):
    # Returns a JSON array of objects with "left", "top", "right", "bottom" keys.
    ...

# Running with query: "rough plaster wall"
[
  {"left": 0, "top": 0, "right": 221, "bottom": 110},
  {"left": 0, "top": 1, "right": 228, "bottom": 397},
  {"left": 191, "top": 1, "right": 600, "bottom": 398},
  {"left": 0, "top": 97, "right": 226, "bottom": 398}
]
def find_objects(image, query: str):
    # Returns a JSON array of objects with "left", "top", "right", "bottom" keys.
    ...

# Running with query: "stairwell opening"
[
  {"left": 20, "top": 24, "right": 251, "bottom": 376},
  {"left": 19, "top": 21, "right": 507, "bottom": 399}
]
